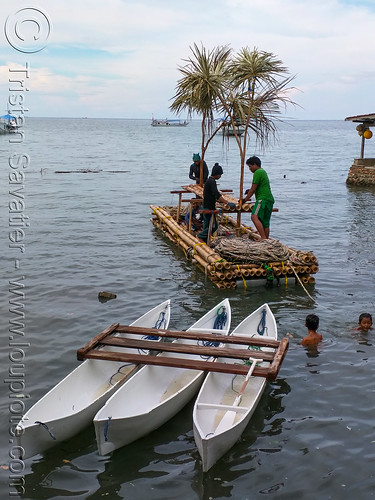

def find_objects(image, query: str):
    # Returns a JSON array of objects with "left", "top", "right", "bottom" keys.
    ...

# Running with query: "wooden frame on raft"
[{"left": 150, "top": 185, "right": 319, "bottom": 289}]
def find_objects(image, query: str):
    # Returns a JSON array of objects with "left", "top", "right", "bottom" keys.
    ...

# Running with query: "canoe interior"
[
  {"left": 93, "top": 299, "right": 231, "bottom": 454},
  {"left": 15, "top": 300, "right": 171, "bottom": 458},
  {"left": 94, "top": 298, "right": 231, "bottom": 419},
  {"left": 193, "top": 303, "right": 279, "bottom": 471}
]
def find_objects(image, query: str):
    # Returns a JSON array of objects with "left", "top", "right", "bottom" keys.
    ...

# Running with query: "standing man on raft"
[
  {"left": 197, "top": 163, "right": 227, "bottom": 244},
  {"left": 242, "top": 156, "right": 274, "bottom": 240}
]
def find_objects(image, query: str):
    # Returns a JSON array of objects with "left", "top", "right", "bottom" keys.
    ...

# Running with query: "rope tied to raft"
[
  {"left": 282, "top": 261, "right": 287, "bottom": 287},
  {"left": 237, "top": 264, "right": 247, "bottom": 290},
  {"left": 104, "top": 416, "right": 112, "bottom": 442},
  {"left": 35, "top": 421, "right": 56, "bottom": 440}
]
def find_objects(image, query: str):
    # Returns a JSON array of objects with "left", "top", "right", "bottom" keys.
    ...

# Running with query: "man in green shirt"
[{"left": 242, "top": 156, "right": 274, "bottom": 240}]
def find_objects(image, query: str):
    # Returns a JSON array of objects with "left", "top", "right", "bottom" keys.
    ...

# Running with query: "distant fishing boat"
[
  {"left": 0, "top": 113, "right": 18, "bottom": 134},
  {"left": 217, "top": 118, "right": 246, "bottom": 136},
  {"left": 222, "top": 123, "right": 245, "bottom": 136},
  {"left": 151, "top": 118, "right": 189, "bottom": 127}
]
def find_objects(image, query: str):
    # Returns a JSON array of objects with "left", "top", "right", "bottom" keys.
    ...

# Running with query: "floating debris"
[
  {"left": 55, "top": 169, "right": 129, "bottom": 174},
  {"left": 98, "top": 291, "right": 117, "bottom": 303}
]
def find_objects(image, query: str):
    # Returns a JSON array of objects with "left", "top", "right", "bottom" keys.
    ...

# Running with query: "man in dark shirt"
[
  {"left": 197, "top": 163, "right": 226, "bottom": 243},
  {"left": 189, "top": 153, "right": 208, "bottom": 184}
]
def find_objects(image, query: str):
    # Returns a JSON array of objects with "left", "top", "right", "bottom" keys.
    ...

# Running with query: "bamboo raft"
[
  {"left": 77, "top": 324, "right": 289, "bottom": 381},
  {"left": 150, "top": 184, "right": 319, "bottom": 289}
]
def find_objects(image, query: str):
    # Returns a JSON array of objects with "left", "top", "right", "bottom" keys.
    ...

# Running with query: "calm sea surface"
[{"left": 1, "top": 118, "right": 375, "bottom": 499}]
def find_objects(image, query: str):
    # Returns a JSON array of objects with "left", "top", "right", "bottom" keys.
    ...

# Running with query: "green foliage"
[{"left": 170, "top": 44, "right": 298, "bottom": 195}]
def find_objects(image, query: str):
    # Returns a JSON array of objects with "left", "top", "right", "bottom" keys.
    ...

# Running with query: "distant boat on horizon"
[
  {"left": 0, "top": 113, "right": 18, "bottom": 134},
  {"left": 151, "top": 117, "right": 189, "bottom": 127}
]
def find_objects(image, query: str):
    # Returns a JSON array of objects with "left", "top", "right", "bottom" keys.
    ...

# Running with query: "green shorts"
[{"left": 252, "top": 199, "right": 273, "bottom": 228}]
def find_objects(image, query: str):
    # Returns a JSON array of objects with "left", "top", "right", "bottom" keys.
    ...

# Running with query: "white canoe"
[
  {"left": 94, "top": 298, "right": 231, "bottom": 455},
  {"left": 16, "top": 300, "right": 171, "bottom": 459},
  {"left": 193, "top": 303, "right": 277, "bottom": 472}
]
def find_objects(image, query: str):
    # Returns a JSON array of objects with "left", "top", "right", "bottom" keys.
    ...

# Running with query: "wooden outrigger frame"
[{"left": 77, "top": 324, "right": 289, "bottom": 381}]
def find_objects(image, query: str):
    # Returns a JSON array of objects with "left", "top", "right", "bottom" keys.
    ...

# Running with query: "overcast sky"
[{"left": 1, "top": 0, "right": 375, "bottom": 119}]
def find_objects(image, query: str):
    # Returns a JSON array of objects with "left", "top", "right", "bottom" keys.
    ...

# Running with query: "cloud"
[{"left": 1, "top": 0, "right": 375, "bottom": 118}]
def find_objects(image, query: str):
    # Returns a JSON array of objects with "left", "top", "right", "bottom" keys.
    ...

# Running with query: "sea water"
[{"left": 1, "top": 117, "right": 375, "bottom": 499}]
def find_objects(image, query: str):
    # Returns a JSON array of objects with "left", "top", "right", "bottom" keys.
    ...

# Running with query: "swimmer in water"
[
  {"left": 354, "top": 313, "right": 373, "bottom": 333},
  {"left": 302, "top": 314, "right": 323, "bottom": 346}
]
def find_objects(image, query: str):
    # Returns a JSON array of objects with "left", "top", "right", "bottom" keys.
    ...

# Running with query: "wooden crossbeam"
[
  {"left": 81, "top": 350, "right": 273, "bottom": 378},
  {"left": 267, "top": 337, "right": 289, "bottom": 380},
  {"left": 99, "top": 337, "right": 275, "bottom": 362},
  {"left": 114, "top": 325, "right": 281, "bottom": 348},
  {"left": 77, "top": 324, "right": 281, "bottom": 362},
  {"left": 76, "top": 325, "right": 288, "bottom": 380},
  {"left": 77, "top": 323, "right": 119, "bottom": 360}
]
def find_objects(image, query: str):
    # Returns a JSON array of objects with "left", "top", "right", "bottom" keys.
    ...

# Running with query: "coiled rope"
[
  {"left": 257, "top": 308, "right": 267, "bottom": 336},
  {"left": 110, "top": 307, "right": 169, "bottom": 383},
  {"left": 144, "top": 310, "right": 168, "bottom": 341},
  {"left": 212, "top": 237, "right": 317, "bottom": 267},
  {"left": 213, "top": 305, "right": 228, "bottom": 331},
  {"left": 198, "top": 305, "right": 228, "bottom": 357}
]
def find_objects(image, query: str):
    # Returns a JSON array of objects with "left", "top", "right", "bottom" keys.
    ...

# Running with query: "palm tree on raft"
[
  {"left": 170, "top": 43, "right": 298, "bottom": 227},
  {"left": 170, "top": 43, "right": 232, "bottom": 186}
]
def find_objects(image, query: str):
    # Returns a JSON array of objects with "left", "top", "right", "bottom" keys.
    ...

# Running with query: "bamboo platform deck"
[
  {"left": 150, "top": 184, "right": 319, "bottom": 289},
  {"left": 77, "top": 323, "right": 289, "bottom": 381}
]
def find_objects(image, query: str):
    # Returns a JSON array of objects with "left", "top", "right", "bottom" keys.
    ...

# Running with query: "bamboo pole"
[
  {"left": 151, "top": 205, "right": 227, "bottom": 268},
  {"left": 182, "top": 184, "right": 241, "bottom": 212},
  {"left": 224, "top": 215, "right": 261, "bottom": 240},
  {"left": 157, "top": 217, "right": 234, "bottom": 286}
]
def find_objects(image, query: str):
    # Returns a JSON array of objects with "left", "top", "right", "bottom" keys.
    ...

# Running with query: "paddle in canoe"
[{"left": 193, "top": 303, "right": 277, "bottom": 472}]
